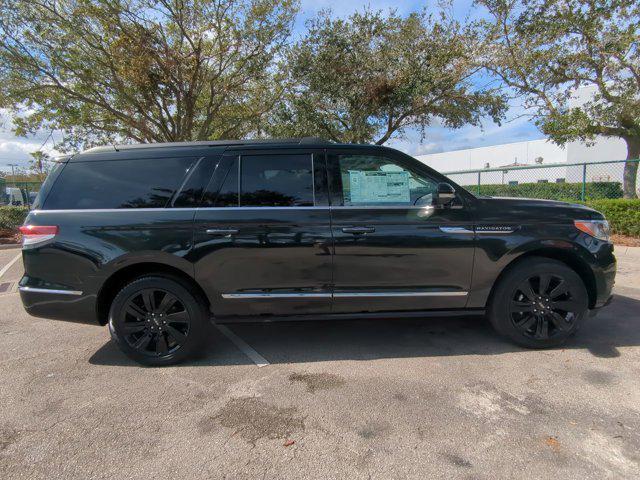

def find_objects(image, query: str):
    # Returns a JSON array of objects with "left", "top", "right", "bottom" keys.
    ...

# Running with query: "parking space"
[
  {"left": 0, "top": 249, "right": 23, "bottom": 296},
  {"left": 1, "top": 248, "right": 639, "bottom": 479}
]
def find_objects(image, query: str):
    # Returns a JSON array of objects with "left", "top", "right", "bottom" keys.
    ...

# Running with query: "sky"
[{"left": 0, "top": 0, "right": 542, "bottom": 172}]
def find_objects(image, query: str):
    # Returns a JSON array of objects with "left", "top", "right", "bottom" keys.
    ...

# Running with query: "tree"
[
  {"left": 479, "top": 0, "right": 640, "bottom": 198},
  {"left": 0, "top": 0, "right": 297, "bottom": 151},
  {"left": 29, "top": 151, "right": 54, "bottom": 177},
  {"left": 267, "top": 9, "right": 506, "bottom": 145}
]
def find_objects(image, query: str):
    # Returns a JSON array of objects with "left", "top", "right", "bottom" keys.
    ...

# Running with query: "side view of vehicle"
[{"left": 18, "top": 138, "right": 616, "bottom": 365}]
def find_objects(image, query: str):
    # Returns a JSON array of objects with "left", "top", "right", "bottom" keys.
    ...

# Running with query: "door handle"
[
  {"left": 342, "top": 226, "right": 375, "bottom": 235},
  {"left": 206, "top": 228, "right": 239, "bottom": 236}
]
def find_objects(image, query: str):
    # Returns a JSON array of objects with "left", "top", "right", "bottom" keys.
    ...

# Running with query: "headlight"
[{"left": 574, "top": 219, "right": 610, "bottom": 242}]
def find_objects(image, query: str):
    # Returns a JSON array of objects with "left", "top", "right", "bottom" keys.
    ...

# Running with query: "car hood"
[{"left": 475, "top": 196, "right": 604, "bottom": 221}]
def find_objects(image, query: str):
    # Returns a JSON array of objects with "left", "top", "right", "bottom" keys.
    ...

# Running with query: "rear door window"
[
  {"left": 43, "top": 157, "right": 199, "bottom": 209},
  {"left": 240, "top": 154, "right": 314, "bottom": 207}
]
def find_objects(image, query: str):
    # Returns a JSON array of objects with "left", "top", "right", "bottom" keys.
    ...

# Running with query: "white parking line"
[
  {"left": 0, "top": 252, "right": 22, "bottom": 280},
  {"left": 214, "top": 324, "right": 270, "bottom": 367}
]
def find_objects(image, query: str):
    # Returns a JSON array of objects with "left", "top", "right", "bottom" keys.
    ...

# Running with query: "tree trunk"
[{"left": 623, "top": 137, "right": 640, "bottom": 199}]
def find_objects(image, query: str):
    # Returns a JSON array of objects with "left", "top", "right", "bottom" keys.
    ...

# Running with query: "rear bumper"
[{"left": 19, "top": 284, "right": 100, "bottom": 325}]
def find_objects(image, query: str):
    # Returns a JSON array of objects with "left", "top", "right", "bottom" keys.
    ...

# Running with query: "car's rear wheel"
[
  {"left": 488, "top": 257, "right": 589, "bottom": 348},
  {"left": 108, "top": 276, "right": 208, "bottom": 366}
]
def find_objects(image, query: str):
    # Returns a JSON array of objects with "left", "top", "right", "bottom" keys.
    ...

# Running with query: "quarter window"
[
  {"left": 43, "top": 157, "right": 199, "bottom": 210},
  {"left": 337, "top": 155, "right": 438, "bottom": 206}
]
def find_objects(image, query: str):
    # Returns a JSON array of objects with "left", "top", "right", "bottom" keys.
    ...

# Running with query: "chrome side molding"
[
  {"left": 222, "top": 292, "right": 332, "bottom": 299},
  {"left": 439, "top": 227, "right": 474, "bottom": 234},
  {"left": 19, "top": 286, "right": 83, "bottom": 296},
  {"left": 222, "top": 291, "right": 467, "bottom": 299},
  {"left": 440, "top": 226, "right": 516, "bottom": 234},
  {"left": 333, "top": 291, "right": 467, "bottom": 297}
]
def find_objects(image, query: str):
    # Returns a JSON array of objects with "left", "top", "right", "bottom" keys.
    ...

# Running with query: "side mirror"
[{"left": 434, "top": 182, "right": 456, "bottom": 208}]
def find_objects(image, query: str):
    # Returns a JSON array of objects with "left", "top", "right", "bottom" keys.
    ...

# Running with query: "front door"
[
  {"left": 327, "top": 149, "right": 475, "bottom": 313},
  {"left": 191, "top": 149, "right": 333, "bottom": 318}
]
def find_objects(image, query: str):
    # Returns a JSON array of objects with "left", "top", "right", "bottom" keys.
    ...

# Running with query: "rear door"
[
  {"left": 191, "top": 148, "right": 333, "bottom": 318},
  {"left": 327, "top": 148, "right": 475, "bottom": 313}
]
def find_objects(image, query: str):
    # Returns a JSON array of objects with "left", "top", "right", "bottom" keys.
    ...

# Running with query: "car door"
[
  {"left": 191, "top": 148, "right": 333, "bottom": 318},
  {"left": 327, "top": 148, "right": 475, "bottom": 313}
]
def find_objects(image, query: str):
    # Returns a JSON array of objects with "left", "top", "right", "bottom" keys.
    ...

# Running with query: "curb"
[
  {"left": 0, "top": 244, "right": 20, "bottom": 250},
  {"left": 614, "top": 245, "right": 640, "bottom": 259}
]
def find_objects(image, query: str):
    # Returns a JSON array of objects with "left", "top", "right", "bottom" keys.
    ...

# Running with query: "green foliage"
[
  {"left": 268, "top": 9, "right": 506, "bottom": 144},
  {"left": 468, "top": 181, "right": 623, "bottom": 201},
  {"left": 28, "top": 151, "right": 54, "bottom": 177},
  {"left": 0, "top": 0, "right": 298, "bottom": 150},
  {"left": 464, "top": 181, "right": 639, "bottom": 236},
  {"left": 479, "top": 0, "right": 640, "bottom": 197},
  {"left": 0, "top": 207, "right": 28, "bottom": 231},
  {"left": 585, "top": 199, "right": 640, "bottom": 237}
]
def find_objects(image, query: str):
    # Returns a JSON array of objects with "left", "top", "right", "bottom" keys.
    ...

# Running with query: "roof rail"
[{"left": 82, "top": 137, "right": 332, "bottom": 154}]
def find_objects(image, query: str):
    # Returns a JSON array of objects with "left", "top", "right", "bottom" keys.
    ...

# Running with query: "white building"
[
  {"left": 415, "top": 136, "right": 627, "bottom": 187},
  {"left": 416, "top": 86, "right": 629, "bottom": 188}
]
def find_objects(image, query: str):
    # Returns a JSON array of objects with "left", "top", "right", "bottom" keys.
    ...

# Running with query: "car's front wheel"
[
  {"left": 108, "top": 275, "right": 208, "bottom": 366},
  {"left": 488, "top": 257, "right": 589, "bottom": 348}
]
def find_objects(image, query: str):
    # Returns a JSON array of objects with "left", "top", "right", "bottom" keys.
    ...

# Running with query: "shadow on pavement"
[{"left": 89, "top": 293, "right": 640, "bottom": 367}]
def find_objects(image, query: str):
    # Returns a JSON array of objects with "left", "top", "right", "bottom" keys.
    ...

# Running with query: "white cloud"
[{"left": 0, "top": 109, "right": 61, "bottom": 172}]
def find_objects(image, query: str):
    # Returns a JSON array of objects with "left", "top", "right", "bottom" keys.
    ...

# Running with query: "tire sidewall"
[
  {"left": 489, "top": 258, "right": 588, "bottom": 348},
  {"left": 109, "top": 276, "right": 207, "bottom": 366}
]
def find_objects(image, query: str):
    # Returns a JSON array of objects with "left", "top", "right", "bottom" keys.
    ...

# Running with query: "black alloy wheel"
[
  {"left": 489, "top": 257, "right": 588, "bottom": 348},
  {"left": 120, "top": 289, "right": 191, "bottom": 357},
  {"left": 509, "top": 273, "right": 581, "bottom": 340},
  {"left": 109, "top": 276, "right": 208, "bottom": 366}
]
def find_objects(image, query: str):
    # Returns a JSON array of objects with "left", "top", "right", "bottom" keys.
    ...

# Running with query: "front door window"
[{"left": 337, "top": 155, "right": 438, "bottom": 207}]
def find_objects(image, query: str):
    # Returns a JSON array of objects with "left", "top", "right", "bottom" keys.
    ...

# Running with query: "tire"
[
  {"left": 108, "top": 275, "right": 208, "bottom": 366},
  {"left": 488, "top": 257, "right": 589, "bottom": 348}
]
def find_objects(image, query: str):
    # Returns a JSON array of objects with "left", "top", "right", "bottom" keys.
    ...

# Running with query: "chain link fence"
[
  {"left": 0, "top": 179, "right": 44, "bottom": 208},
  {"left": 443, "top": 159, "right": 640, "bottom": 201}
]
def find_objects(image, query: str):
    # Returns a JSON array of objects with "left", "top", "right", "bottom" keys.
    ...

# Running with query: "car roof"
[
  {"left": 70, "top": 138, "right": 390, "bottom": 162},
  {"left": 82, "top": 137, "right": 340, "bottom": 153}
]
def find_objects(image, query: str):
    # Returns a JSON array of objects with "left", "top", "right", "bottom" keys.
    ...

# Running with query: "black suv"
[{"left": 19, "top": 139, "right": 616, "bottom": 365}]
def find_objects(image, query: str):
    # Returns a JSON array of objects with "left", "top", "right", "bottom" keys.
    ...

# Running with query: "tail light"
[{"left": 18, "top": 225, "right": 59, "bottom": 246}]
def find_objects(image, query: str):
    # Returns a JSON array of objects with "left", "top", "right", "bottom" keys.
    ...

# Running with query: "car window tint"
[
  {"left": 31, "top": 161, "right": 65, "bottom": 210},
  {"left": 338, "top": 155, "right": 437, "bottom": 206},
  {"left": 172, "top": 157, "right": 218, "bottom": 208},
  {"left": 43, "top": 157, "right": 198, "bottom": 209},
  {"left": 240, "top": 154, "right": 314, "bottom": 207},
  {"left": 213, "top": 157, "right": 240, "bottom": 207}
]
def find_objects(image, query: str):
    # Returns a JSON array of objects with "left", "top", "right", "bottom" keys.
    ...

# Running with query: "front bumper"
[
  {"left": 589, "top": 294, "right": 613, "bottom": 317},
  {"left": 592, "top": 244, "right": 616, "bottom": 308}
]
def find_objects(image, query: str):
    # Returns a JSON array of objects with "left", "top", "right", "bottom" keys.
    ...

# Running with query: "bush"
[
  {"left": 585, "top": 199, "right": 640, "bottom": 237},
  {"left": 0, "top": 206, "right": 29, "bottom": 231},
  {"left": 464, "top": 181, "right": 623, "bottom": 201}
]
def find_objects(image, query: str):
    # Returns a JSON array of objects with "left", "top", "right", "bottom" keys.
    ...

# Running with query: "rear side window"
[
  {"left": 43, "top": 157, "right": 199, "bottom": 209},
  {"left": 240, "top": 154, "right": 314, "bottom": 207},
  {"left": 31, "top": 161, "right": 65, "bottom": 210}
]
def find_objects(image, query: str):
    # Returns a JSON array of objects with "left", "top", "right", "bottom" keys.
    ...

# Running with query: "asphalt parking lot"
[{"left": 1, "top": 247, "right": 639, "bottom": 479}]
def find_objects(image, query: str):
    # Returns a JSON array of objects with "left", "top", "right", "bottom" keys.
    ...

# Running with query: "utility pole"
[{"left": 7, "top": 163, "right": 19, "bottom": 181}]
